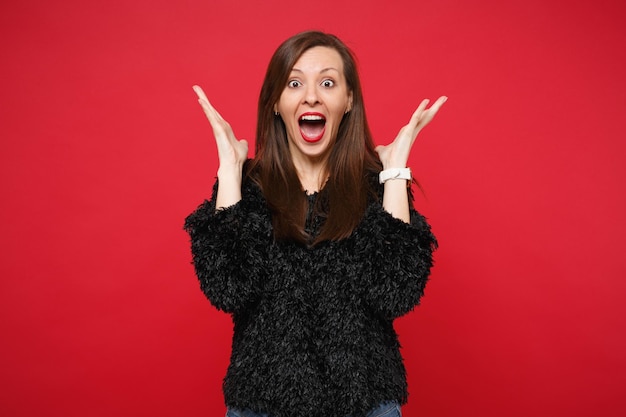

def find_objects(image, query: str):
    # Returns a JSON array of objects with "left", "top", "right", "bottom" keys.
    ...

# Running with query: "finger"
[
  {"left": 192, "top": 85, "right": 228, "bottom": 132},
  {"left": 192, "top": 85, "right": 220, "bottom": 116},
  {"left": 192, "top": 85, "right": 211, "bottom": 109},
  {"left": 417, "top": 96, "right": 448, "bottom": 127},
  {"left": 407, "top": 99, "right": 430, "bottom": 127},
  {"left": 197, "top": 98, "right": 219, "bottom": 122},
  {"left": 416, "top": 98, "right": 430, "bottom": 113},
  {"left": 192, "top": 85, "right": 218, "bottom": 116},
  {"left": 192, "top": 85, "right": 209, "bottom": 102},
  {"left": 427, "top": 96, "right": 448, "bottom": 116}
]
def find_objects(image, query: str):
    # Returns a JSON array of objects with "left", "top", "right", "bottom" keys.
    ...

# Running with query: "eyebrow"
[{"left": 291, "top": 67, "right": 340, "bottom": 74}]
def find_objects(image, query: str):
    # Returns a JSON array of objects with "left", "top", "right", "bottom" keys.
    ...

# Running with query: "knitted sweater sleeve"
[
  {"left": 353, "top": 199, "right": 438, "bottom": 319},
  {"left": 183, "top": 179, "right": 272, "bottom": 313}
]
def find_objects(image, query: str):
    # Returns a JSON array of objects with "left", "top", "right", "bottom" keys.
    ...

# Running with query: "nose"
[{"left": 303, "top": 84, "right": 320, "bottom": 106}]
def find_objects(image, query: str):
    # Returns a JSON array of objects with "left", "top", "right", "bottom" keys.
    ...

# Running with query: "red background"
[{"left": 1, "top": 0, "right": 625, "bottom": 416}]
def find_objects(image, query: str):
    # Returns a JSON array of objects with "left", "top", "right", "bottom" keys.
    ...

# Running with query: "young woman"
[{"left": 185, "top": 31, "right": 446, "bottom": 417}]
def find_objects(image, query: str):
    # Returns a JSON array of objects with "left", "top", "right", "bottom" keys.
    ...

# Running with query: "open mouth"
[{"left": 298, "top": 113, "right": 326, "bottom": 143}]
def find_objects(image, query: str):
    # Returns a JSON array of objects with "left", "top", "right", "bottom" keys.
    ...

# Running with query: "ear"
[{"left": 346, "top": 91, "right": 353, "bottom": 113}]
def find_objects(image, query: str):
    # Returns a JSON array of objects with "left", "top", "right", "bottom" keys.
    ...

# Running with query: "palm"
[
  {"left": 376, "top": 96, "right": 447, "bottom": 169},
  {"left": 193, "top": 85, "right": 248, "bottom": 167}
]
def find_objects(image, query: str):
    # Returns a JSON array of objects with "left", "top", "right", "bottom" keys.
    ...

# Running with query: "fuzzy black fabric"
[{"left": 184, "top": 176, "right": 437, "bottom": 417}]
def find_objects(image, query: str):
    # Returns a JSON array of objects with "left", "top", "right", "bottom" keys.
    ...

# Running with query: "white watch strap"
[{"left": 379, "top": 167, "right": 412, "bottom": 184}]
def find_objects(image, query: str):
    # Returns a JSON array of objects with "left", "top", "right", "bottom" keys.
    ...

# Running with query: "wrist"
[
  {"left": 217, "top": 163, "right": 243, "bottom": 180},
  {"left": 379, "top": 167, "right": 412, "bottom": 184}
]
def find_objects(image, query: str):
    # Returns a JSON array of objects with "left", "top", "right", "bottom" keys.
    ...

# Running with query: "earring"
[{"left": 274, "top": 111, "right": 280, "bottom": 116}]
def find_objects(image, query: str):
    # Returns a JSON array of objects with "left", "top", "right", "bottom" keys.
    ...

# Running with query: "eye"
[
  {"left": 287, "top": 80, "right": 302, "bottom": 88},
  {"left": 321, "top": 79, "right": 335, "bottom": 88}
]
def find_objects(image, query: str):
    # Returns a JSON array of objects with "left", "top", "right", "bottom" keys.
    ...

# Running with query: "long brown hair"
[{"left": 246, "top": 31, "right": 382, "bottom": 245}]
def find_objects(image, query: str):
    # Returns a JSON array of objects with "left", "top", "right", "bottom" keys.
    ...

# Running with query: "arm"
[
  {"left": 356, "top": 97, "right": 446, "bottom": 317},
  {"left": 184, "top": 179, "right": 272, "bottom": 313},
  {"left": 192, "top": 85, "right": 248, "bottom": 209},
  {"left": 354, "top": 200, "right": 437, "bottom": 319},
  {"left": 376, "top": 96, "right": 447, "bottom": 222},
  {"left": 185, "top": 86, "right": 270, "bottom": 313}
]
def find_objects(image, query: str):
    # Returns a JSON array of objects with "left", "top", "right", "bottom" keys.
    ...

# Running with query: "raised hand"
[
  {"left": 376, "top": 96, "right": 447, "bottom": 223},
  {"left": 193, "top": 85, "right": 248, "bottom": 209},
  {"left": 375, "top": 96, "right": 447, "bottom": 170},
  {"left": 193, "top": 85, "right": 248, "bottom": 171}
]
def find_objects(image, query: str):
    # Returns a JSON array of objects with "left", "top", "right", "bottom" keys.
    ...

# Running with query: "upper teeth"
[{"left": 300, "top": 115, "right": 324, "bottom": 121}]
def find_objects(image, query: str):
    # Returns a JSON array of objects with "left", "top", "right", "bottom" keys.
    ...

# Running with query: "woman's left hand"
[{"left": 375, "top": 96, "right": 447, "bottom": 169}]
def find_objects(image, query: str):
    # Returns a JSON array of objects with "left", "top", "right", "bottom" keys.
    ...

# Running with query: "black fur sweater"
[{"left": 184, "top": 177, "right": 437, "bottom": 417}]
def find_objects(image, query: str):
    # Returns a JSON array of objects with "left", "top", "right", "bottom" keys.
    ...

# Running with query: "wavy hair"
[{"left": 247, "top": 31, "right": 382, "bottom": 245}]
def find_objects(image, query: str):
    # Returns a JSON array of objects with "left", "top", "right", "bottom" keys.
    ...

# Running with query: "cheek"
[
  {"left": 279, "top": 113, "right": 299, "bottom": 139},
  {"left": 277, "top": 91, "right": 298, "bottom": 112},
  {"left": 329, "top": 105, "right": 348, "bottom": 122},
  {"left": 327, "top": 92, "right": 350, "bottom": 115}
]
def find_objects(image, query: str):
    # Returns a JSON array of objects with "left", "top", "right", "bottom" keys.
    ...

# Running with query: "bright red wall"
[{"left": 1, "top": 0, "right": 625, "bottom": 416}]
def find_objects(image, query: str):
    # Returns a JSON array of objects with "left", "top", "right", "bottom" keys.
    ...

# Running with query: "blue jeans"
[{"left": 226, "top": 401, "right": 402, "bottom": 417}]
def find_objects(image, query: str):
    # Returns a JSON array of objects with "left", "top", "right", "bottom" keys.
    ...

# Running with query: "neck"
[{"left": 292, "top": 158, "right": 327, "bottom": 194}]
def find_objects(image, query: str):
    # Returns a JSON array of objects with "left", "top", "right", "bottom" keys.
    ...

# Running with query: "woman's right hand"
[
  {"left": 193, "top": 85, "right": 248, "bottom": 172},
  {"left": 193, "top": 85, "right": 248, "bottom": 209}
]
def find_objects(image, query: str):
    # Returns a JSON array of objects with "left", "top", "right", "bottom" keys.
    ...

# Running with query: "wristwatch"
[{"left": 379, "top": 167, "right": 412, "bottom": 184}]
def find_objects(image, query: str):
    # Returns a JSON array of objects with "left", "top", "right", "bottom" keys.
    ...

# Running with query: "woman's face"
[{"left": 276, "top": 46, "right": 353, "bottom": 166}]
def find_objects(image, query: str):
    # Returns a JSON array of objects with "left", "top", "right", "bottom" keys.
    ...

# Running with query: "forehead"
[{"left": 291, "top": 46, "right": 344, "bottom": 74}]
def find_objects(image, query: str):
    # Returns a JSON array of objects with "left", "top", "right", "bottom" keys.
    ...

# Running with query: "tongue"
[{"left": 300, "top": 122, "right": 325, "bottom": 142}]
